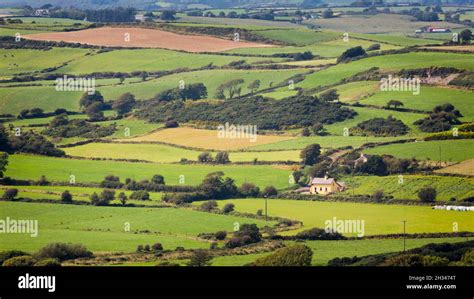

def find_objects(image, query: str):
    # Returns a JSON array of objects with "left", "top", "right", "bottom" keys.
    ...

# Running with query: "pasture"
[
  {"left": 0, "top": 201, "right": 273, "bottom": 253},
  {"left": 5, "top": 154, "right": 293, "bottom": 188},
  {"left": 212, "top": 198, "right": 474, "bottom": 235},
  {"left": 118, "top": 127, "right": 295, "bottom": 150},
  {"left": 63, "top": 142, "right": 301, "bottom": 163}
]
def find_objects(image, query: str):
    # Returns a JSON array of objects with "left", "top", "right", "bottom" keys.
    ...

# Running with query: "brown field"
[
  {"left": 435, "top": 158, "right": 474, "bottom": 176},
  {"left": 116, "top": 127, "right": 295, "bottom": 150},
  {"left": 423, "top": 45, "right": 474, "bottom": 52},
  {"left": 24, "top": 27, "right": 273, "bottom": 53}
]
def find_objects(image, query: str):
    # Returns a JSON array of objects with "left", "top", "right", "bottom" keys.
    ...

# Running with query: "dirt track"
[{"left": 24, "top": 26, "right": 273, "bottom": 53}]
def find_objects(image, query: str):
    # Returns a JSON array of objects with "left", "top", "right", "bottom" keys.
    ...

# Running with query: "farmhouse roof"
[{"left": 310, "top": 177, "right": 335, "bottom": 185}]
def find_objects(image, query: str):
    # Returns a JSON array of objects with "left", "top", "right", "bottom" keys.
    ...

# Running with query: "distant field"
[
  {"left": 349, "top": 32, "right": 442, "bottom": 46},
  {"left": 0, "top": 201, "right": 273, "bottom": 253},
  {"left": 25, "top": 27, "right": 273, "bottom": 53},
  {"left": 249, "top": 135, "right": 406, "bottom": 150},
  {"left": 212, "top": 198, "right": 474, "bottom": 235},
  {"left": 252, "top": 29, "right": 339, "bottom": 45},
  {"left": 362, "top": 86, "right": 474, "bottom": 120},
  {"left": 435, "top": 158, "right": 474, "bottom": 176},
  {"left": 297, "top": 52, "right": 474, "bottom": 90},
  {"left": 341, "top": 175, "right": 474, "bottom": 201},
  {"left": 118, "top": 127, "right": 295, "bottom": 150},
  {"left": 325, "top": 81, "right": 379, "bottom": 102},
  {"left": 323, "top": 106, "right": 426, "bottom": 136},
  {"left": 55, "top": 48, "right": 281, "bottom": 75},
  {"left": 0, "top": 48, "right": 89, "bottom": 76},
  {"left": 364, "top": 140, "right": 474, "bottom": 163},
  {"left": 5, "top": 154, "right": 293, "bottom": 188},
  {"left": 0, "top": 185, "right": 164, "bottom": 205},
  {"left": 64, "top": 142, "right": 301, "bottom": 163}
]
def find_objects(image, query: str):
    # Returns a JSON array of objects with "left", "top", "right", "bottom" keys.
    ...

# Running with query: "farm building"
[
  {"left": 354, "top": 153, "right": 369, "bottom": 168},
  {"left": 416, "top": 26, "right": 451, "bottom": 34},
  {"left": 34, "top": 9, "right": 50, "bottom": 17},
  {"left": 309, "top": 176, "right": 345, "bottom": 195}
]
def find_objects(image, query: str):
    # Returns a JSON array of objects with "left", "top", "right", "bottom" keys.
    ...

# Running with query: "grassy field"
[
  {"left": 248, "top": 135, "right": 407, "bottom": 150},
  {"left": 364, "top": 140, "right": 474, "bottom": 163},
  {"left": 0, "top": 201, "right": 273, "bottom": 253},
  {"left": 252, "top": 29, "right": 340, "bottom": 45},
  {"left": 64, "top": 142, "right": 301, "bottom": 163},
  {"left": 0, "top": 48, "right": 90, "bottom": 76},
  {"left": 56, "top": 48, "right": 282, "bottom": 75},
  {"left": 349, "top": 32, "right": 442, "bottom": 46},
  {"left": 0, "top": 185, "right": 164, "bottom": 205},
  {"left": 341, "top": 175, "right": 474, "bottom": 201},
  {"left": 361, "top": 86, "right": 474, "bottom": 120},
  {"left": 118, "top": 127, "right": 295, "bottom": 150},
  {"left": 297, "top": 52, "right": 474, "bottom": 90},
  {"left": 323, "top": 106, "right": 426, "bottom": 136},
  {"left": 435, "top": 158, "right": 474, "bottom": 176},
  {"left": 323, "top": 80, "right": 379, "bottom": 102},
  {"left": 212, "top": 198, "right": 474, "bottom": 235},
  {"left": 5, "top": 154, "right": 293, "bottom": 188}
]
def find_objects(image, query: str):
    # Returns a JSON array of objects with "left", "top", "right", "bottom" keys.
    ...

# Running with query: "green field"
[
  {"left": 63, "top": 142, "right": 301, "bottom": 163},
  {"left": 252, "top": 29, "right": 340, "bottom": 45},
  {"left": 297, "top": 52, "right": 474, "bottom": 90},
  {"left": 361, "top": 87, "right": 474, "bottom": 120},
  {"left": 56, "top": 49, "right": 282, "bottom": 75},
  {"left": 0, "top": 185, "right": 164, "bottom": 205},
  {"left": 5, "top": 154, "right": 293, "bottom": 188},
  {"left": 341, "top": 175, "right": 474, "bottom": 201},
  {"left": 364, "top": 140, "right": 474, "bottom": 163},
  {"left": 0, "top": 201, "right": 273, "bottom": 253},
  {"left": 212, "top": 198, "right": 474, "bottom": 235}
]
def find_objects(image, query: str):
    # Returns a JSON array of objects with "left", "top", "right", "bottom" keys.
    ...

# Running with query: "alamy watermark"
[
  {"left": 55, "top": 75, "right": 95, "bottom": 95},
  {"left": 380, "top": 75, "right": 420, "bottom": 95},
  {"left": 325, "top": 217, "right": 365, "bottom": 237},
  {"left": 0, "top": 217, "right": 38, "bottom": 237},
  {"left": 217, "top": 122, "right": 258, "bottom": 142}
]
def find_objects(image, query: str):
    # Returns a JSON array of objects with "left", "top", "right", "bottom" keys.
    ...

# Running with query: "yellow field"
[
  {"left": 423, "top": 45, "right": 474, "bottom": 52},
  {"left": 117, "top": 127, "right": 295, "bottom": 150},
  {"left": 435, "top": 158, "right": 474, "bottom": 176}
]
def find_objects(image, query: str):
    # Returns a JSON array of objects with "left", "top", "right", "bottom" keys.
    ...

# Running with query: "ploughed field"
[{"left": 24, "top": 27, "right": 273, "bottom": 52}]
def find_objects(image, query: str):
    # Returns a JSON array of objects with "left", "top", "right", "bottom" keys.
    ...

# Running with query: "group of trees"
[
  {"left": 414, "top": 103, "right": 462, "bottom": 132},
  {"left": 0, "top": 125, "right": 64, "bottom": 157},
  {"left": 351, "top": 116, "right": 409, "bottom": 137},
  {"left": 51, "top": 7, "right": 136, "bottom": 22},
  {"left": 197, "top": 152, "right": 230, "bottom": 164},
  {"left": 152, "top": 83, "right": 208, "bottom": 102},
  {"left": 216, "top": 79, "right": 244, "bottom": 100},
  {"left": 337, "top": 46, "right": 366, "bottom": 63},
  {"left": 79, "top": 91, "right": 106, "bottom": 121},
  {"left": 188, "top": 10, "right": 275, "bottom": 21},
  {"left": 137, "top": 95, "right": 356, "bottom": 131},
  {"left": 44, "top": 114, "right": 116, "bottom": 138}
]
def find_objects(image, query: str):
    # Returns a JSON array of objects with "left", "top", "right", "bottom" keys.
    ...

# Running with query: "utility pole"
[{"left": 402, "top": 220, "right": 407, "bottom": 252}]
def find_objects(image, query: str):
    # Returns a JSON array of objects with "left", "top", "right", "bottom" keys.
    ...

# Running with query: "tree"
[
  {"left": 85, "top": 102, "right": 104, "bottom": 121},
  {"left": 200, "top": 200, "right": 218, "bottom": 212},
  {"left": 0, "top": 125, "right": 10, "bottom": 152},
  {"left": 186, "top": 250, "right": 212, "bottom": 267},
  {"left": 418, "top": 187, "right": 437, "bottom": 203},
  {"left": 251, "top": 244, "right": 313, "bottom": 266},
  {"left": 0, "top": 153, "right": 8, "bottom": 178},
  {"left": 112, "top": 93, "right": 136, "bottom": 116},
  {"left": 459, "top": 29, "right": 472, "bottom": 45},
  {"left": 300, "top": 144, "right": 321, "bottom": 165},
  {"left": 35, "top": 243, "right": 93, "bottom": 261},
  {"left": 152, "top": 243, "right": 163, "bottom": 252},
  {"left": 215, "top": 151, "right": 230, "bottom": 164},
  {"left": 79, "top": 91, "right": 104, "bottom": 109},
  {"left": 248, "top": 80, "right": 261, "bottom": 93},
  {"left": 373, "top": 190, "right": 384, "bottom": 202},
  {"left": 386, "top": 100, "right": 404, "bottom": 109},
  {"left": 151, "top": 174, "right": 165, "bottom": 185},
  {"left": 2, "top": 188, "right": 18, "bottom": 201},
  {"left": 262, "top": 186, "right": 278, "bottom": 197},
  {"left": 322, "top": 9, "right": 334, "bottom": 18},
  {"left": 222, "top": 203, "right": 235, "bottom": 214},
  {"left": 359, "top": 155, "right": 388, "bottom": 176},
  {"left": 198, "top": 152, "right": 213, "bottom": 163},
  {"left": 61, "top": 190, "right": 73, "bottom": 203},
  {"left": 301, "top": 127, "right": 311, "bottom": 136},
  {"left": 118, "top": 192, "right": 127, "bottom": 206},
  {"left": 238, "top": 183, "right": 260, "bottom": 197},
  {"left": 311, "top": 123, "right": 326, "bottom": 136},
  {"left": 319, "top": 89, "right": 339, "bottom": 102},
  {"left": 130, "top": 190, "right": 150, "bottom": 200},
  {"left": 216, "top": 79, "right": 244, "bottom": 99},
  {"left": 337, "top": 46, "right": 366, "bottom": 63},
  {"left": 160, "top": 10, "right": 176, "bottom": 20}
]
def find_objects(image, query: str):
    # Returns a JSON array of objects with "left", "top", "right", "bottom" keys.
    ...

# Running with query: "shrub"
[
  {"left": 226, "top": 224, "right": 261, "bottom": 248},
  {"left": 130, "top": 190, "right": 150, "bottom": 201},
  {"left": 34, "top": 258, "right": 61, "bottom": 267},
  {"left": 338, "top": 46, "right": 366, "bottom": 63},
  {"left": 262, "top": 186, "right": 278, "bottom": 197},
  {"left": 186, "top": 250, "right": 212, "bottom": 267},
  {"left": 367, "top": 43, "right": 381, "bottom": 51},
  {"left": 295, "top": 228, "right": 345, "bottom": 240},
  {"left": 250, "top": 245, "right": 313, "bottom": 266},
  {"left": 373, "top": 190, "right": 384, "bottom": 202},
  {"left": 215, "top": 151, "right": 230, "bottom": 164},
  {"left": 214, "top": 231, "right": 227, "bottom": 240},
  {"left": 0, "top": 250, "right": 29, "bottom": 264},
  {"left": 2, "top": 188, "right": 18, "bottom": 200},
  {"left": 418, "top": 187, "right": 437, "bottom": 203},
  {"left": 238, "top": 183, "right": 260, "bottom": 197},
  {"left": 300, "top": 144, "right": 321, "bottom": 165},
  {"left": 351, "top": 116, "right": 408, "bottom": 137},
  {"left": 35, "top": 243, "right": 93, "bottom": 261},
  {"left": 100, "top": 175, "right": 122, "bottom": 189},
  {"left": 200, "top": 200, "right": 218, "bottom": 212},
  {"left": 382, "top": 254, "right": 449, "bottom": 266},
  {"left": 3, "top": 255, "right": 36, "bottom": 266},
  {"left": 61, "top": 190, "right": 73, "bottom": 203},
  {"left": 222, "top": 203, "right": 235, "bottom": 214},
  {"left": 198, "top": 152, "right": 213, "bottom": 163},
  {"left": 152, "top": 243, "right": 163, "bottom": 252},
  {"left": 118, "top": 192, "right": 127, "bottom": 205}
]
